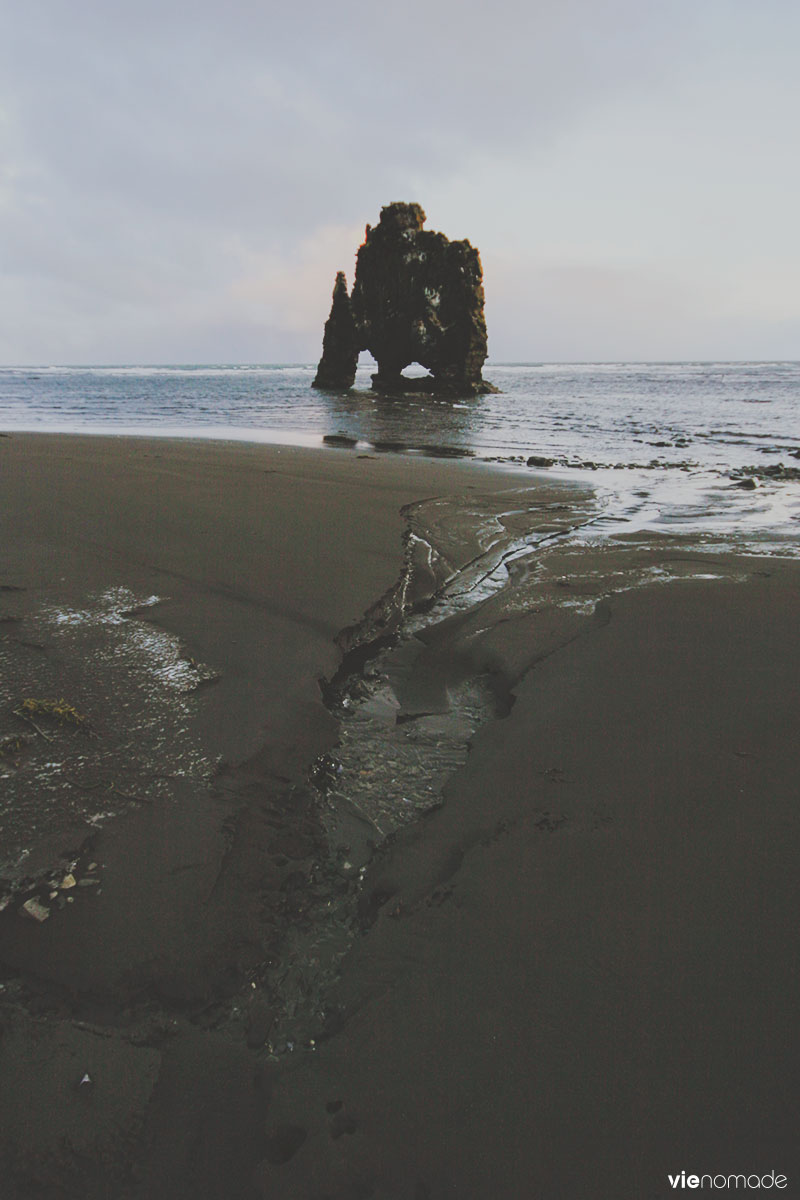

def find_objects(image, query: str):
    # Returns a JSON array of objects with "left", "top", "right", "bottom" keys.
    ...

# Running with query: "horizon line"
[{"left": 1, "top": 359, "right": 798, "bottom": 370}]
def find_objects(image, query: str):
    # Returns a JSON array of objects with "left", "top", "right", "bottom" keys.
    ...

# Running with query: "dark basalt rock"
[
  {"left": 312, "top": 271, "right": 358, "bottom": 390},
  {"left": 322, "top": 433, "right": 359, "bottom": 448},
  {"left": 312, "top": 203, "right": 497, "bottom": 395}
]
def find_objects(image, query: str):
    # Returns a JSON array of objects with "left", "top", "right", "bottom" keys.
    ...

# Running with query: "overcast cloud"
[{"left": 1, "top": 0, "right": 798, "bottom": 362}]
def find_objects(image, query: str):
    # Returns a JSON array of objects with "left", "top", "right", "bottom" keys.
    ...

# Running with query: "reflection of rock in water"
[{"left": 312, "top": 202, "right": 497, "bottom": 396}]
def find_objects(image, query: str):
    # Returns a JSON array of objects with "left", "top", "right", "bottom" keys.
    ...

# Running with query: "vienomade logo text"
[{"left": 668, "top": 1173, "right": 788, "bottom": 1190}]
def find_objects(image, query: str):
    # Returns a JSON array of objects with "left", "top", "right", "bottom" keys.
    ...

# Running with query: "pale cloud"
[
  {"left": 225, "top": 224, "right": 366, "bottom": 335},
  {"left": 485, "top": 256, "right": 717, "bottom": 361},
  {"left": 0, "top": 0, "right": 798, "bottom": 361}
]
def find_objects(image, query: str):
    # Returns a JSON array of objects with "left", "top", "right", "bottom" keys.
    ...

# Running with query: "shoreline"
[
  {"left": 1, "top": 433, "right": 798, "bottom": 1197},
  {"left": 3, "top": 422, "right": 799, "bottom": 559}
]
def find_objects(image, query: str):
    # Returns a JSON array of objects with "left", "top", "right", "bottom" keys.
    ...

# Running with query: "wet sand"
[{"left": 0, "top": 433, "right": 798, "bottom": 1198}]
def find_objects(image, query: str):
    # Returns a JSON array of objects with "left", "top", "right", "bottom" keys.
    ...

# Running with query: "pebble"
[{"left": 20, "top": 897, "right": 50, "bottom": 922}]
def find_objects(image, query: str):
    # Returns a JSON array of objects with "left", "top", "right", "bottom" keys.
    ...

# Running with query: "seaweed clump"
[{"left": 16, "top": 697, "right": 91, "bottom": 731}]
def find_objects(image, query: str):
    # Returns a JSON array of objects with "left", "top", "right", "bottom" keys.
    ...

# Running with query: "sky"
[{"left": 1, "top": 0, "right": 798, "bottom": 364}]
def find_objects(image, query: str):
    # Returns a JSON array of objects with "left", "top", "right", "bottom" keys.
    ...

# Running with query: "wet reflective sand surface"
[{"left": 0, "top": 433, "right": 798, "bottom": 1198}]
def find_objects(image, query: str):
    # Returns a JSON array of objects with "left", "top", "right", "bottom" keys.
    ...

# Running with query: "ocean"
[{"left": 1, "top": 360, "right": 799, "bottom": 552}]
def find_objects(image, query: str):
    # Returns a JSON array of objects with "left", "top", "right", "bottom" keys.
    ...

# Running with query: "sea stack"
[
  {"left": 311, "top": 271, "right": 358, "bottom": 390},
  {"left": 312, "top": 203, "right": 496, "bottom": 395}
]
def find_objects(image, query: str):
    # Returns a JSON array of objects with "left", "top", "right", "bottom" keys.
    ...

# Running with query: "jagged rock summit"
[
  {"left": 312, "top": 202, "right": 496, "bottom": 395},
  {"left": 311, "top": 271, "right": 358, "bottom": 390}
]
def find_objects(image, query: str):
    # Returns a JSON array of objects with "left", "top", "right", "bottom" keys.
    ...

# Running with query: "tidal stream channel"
[{"left": 257, "top": 471, "right": 769, "bottom": 1055}]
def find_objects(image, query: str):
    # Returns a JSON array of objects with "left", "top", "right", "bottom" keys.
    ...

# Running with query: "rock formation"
[
  {"left": 311, "top": 271, "right": 358, "bottom": 390},
  {"left": 312, "top": 203, "right": 496, "bottom": 395}
]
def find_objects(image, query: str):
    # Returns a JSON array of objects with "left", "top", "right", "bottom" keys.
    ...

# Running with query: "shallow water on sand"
[{"left": 0, "top": 588, "right": 218, "bottom": 897}]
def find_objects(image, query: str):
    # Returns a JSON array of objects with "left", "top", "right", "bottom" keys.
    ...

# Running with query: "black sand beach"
[{"left": 1, "top": 434, "right": 798, "bottom": 1198}]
